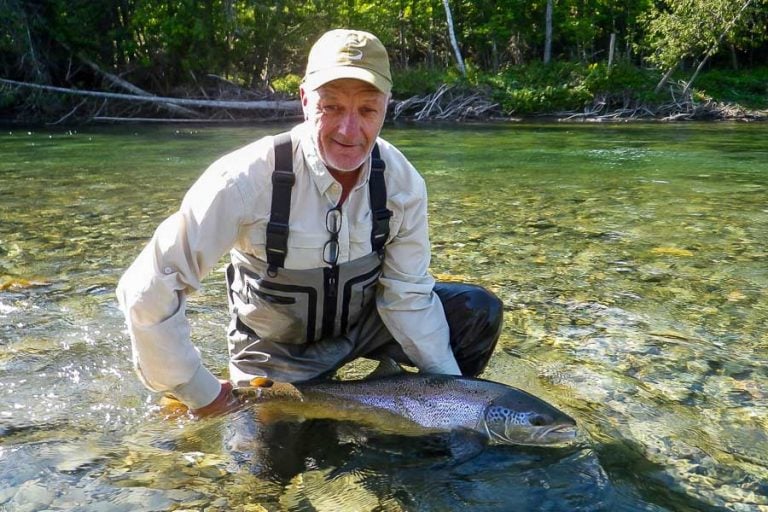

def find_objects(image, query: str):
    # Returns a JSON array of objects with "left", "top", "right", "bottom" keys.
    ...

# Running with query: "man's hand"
[{"left": 190, "top": 380, "right": 240, "bottom": 418}]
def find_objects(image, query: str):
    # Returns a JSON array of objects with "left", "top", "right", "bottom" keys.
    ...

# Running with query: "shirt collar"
[{"left": 295, "top": 121, "right": 372, "bottom": 197}]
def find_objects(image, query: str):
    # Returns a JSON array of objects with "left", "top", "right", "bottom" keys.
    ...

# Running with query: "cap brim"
[{"left": 304, "top": 66, "right": 392, "bottom": 94}]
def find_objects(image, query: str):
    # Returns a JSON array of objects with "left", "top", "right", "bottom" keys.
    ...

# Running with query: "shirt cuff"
[
  {"left": 170, "top": 364, "right": 223, "bottom": 410},
  {"left": 419, "top": 349, "right": 461, "bottom": 375}
]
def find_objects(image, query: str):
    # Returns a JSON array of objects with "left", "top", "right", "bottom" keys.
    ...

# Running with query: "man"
[{"left": 117, "top": 29, "right": 502, "bottom": 417}]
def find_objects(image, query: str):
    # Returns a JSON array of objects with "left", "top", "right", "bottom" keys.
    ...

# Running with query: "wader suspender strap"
[
  {"left": 369, "top": 144, "right": 392, "bottom": 255},
  {"left": 266, "top": 132, "right": 294, "bottom": 275},
  {"left": 266, "top": 134, "right": 391, "bottom": 272}
]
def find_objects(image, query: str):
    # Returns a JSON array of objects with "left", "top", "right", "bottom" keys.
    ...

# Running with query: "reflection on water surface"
[{"left": 0, "top": 122, "right": 766, "bottom": 511}]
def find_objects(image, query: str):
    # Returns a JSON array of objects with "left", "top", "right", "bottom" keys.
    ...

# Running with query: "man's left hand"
[{"left": 190, "top": 380, "right": 240, "bottom": 418}]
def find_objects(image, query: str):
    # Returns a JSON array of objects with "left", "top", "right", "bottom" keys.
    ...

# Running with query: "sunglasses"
[{"left": 323, "top": 206, "right": 342, "bottom": 266}]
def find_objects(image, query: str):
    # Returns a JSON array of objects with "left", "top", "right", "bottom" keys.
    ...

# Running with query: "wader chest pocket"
[
  {"left": 341, "top": 266, "right": 381, "bottom": 332},
  {"left": 240, "top": 280, "right": 317, "bottom": 345}
]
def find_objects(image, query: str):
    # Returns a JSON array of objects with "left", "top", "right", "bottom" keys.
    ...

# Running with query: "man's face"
[{"left": 300, "top": 79, "right": 389, "bottom": 172}]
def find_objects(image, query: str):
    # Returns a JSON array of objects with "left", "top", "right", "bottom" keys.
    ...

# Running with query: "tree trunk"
[
  {"left": 608, "top": 33, "right": 616, "bottom": 67},
  {"left": 544, "top": 0, "right": 553, "bottom": 64},
  {"left": 442, "top": 0, "right": 466, "bottom": 76},
  {"left": 398, "top": 2, "right": 406, "bottom": 68},
  {"left": 78, "top": 54, "right": 201, "bottom": 118},
  {"left": 654, "top": 64, "right": 678, "bottom": 94}
]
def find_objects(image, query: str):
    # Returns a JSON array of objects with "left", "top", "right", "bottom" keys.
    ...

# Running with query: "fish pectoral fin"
[
  {"left": 249, "top": 376, "right": 274, "bottom": 388},
  {"left": 157, "top": 394, "right": 189, "bottom": 419},
  {"left": 446, "top": 428, "right": 487, "bottom": 464},
  {"left": 252, "top": 401, "right": 307, "bottom": 424}
]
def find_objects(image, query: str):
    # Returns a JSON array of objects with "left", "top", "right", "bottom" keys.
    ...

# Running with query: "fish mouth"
[
  {"left": 487, "top": 422, "right": 579, "bottom": 446},
  {"left": 533, "top": 424, "right": 579, "bottom": 445}
]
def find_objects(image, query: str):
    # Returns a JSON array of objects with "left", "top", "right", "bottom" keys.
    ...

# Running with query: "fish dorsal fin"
[{"left": 368, "top": 356, "right": 404, "bottom": 379}]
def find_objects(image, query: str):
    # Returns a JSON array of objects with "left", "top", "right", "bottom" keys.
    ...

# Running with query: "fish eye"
[{"left": 529, "top": 414, "right": 553, "bottom": 426}]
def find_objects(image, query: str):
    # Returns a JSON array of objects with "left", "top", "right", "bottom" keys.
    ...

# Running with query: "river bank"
[
  {"left": 390, "top": 84, "right": 768, "bottom": 123},
  {"left": 2, "top": 91, "right": 765, "bottom": 127},
  {"left": 2, "top": 63, "right": 767, "bottom": 125},
  {"left": 389, "top": 63, "right": 768, "bottom": 123}
]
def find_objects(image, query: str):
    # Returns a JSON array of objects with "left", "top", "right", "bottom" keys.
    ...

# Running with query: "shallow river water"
[{"left": 1, "top": 121, "right": 767, "bottom": 511}]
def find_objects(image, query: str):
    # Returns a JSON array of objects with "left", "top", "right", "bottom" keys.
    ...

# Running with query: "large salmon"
[{"left": 236, "top": 371, "right": 577, "bottom": 456}]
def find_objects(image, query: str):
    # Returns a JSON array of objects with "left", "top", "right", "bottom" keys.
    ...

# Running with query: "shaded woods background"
[{"left": 2, "top": 0, "right": 767, "bottom": 121}]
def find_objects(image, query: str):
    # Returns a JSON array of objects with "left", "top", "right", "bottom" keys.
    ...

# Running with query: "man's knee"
[
  {"left": 434, "top": 282, "right": 504, "bottom": 376},
  {"left": 436, "top": 282, "right": 502, "bottom": 327}
]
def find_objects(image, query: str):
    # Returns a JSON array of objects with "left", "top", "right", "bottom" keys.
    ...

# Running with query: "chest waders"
[{"left": 225, "top": 132, "right": 392, "bottom": 347}]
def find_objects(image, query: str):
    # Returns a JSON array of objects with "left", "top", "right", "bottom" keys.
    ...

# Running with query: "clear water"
[{"left": 1, "top": 122, "right": 766, "bottom": 511}]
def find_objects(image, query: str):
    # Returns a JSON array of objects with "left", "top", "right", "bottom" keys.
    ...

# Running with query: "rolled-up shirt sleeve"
[
  {"left": 116, "top": 165, "right": 248, "bottom": 408},
  {"left": 376, "top": 167, "right": 461, "bottom": 375}
]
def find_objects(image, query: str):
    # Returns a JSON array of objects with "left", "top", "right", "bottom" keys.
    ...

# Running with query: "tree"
[
  {"left": 682, "top": 0, "right": 755, "bottom": 95},
  {"left": 442, "top": 0, "right": 466, "bottom": 76},
  {"left": 642, "top": 0, "right": 768, "bottom": 93},
  {"left": 544, "top": 0, "right": 553, "bottom": 63}
]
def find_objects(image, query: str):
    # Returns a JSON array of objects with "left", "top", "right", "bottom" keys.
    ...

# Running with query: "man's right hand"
[{"left": 190, "top": 380, "right": 240, "bottom": 418}]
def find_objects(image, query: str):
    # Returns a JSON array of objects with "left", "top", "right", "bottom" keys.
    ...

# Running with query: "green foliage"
[
  {"left": 582, "top": 62, "right": 657, "bottom": 94},
  {"left": 388, "top": 60, "right": 494, "bottom": 99},
  {"left": 271, "top": 74, "right": 302, "bottom": 97},
  {"left": 488, "top": 62, "right": 587, "bottom": 113},
  {"left": 640, "top": 0, "right": 768, "bottom": 71},
  {"left": 128, "top": 0, "right": 233, "bottom": 87},
  {"left": 0, "top": 89, "right": 17, "bottom": 109},
  {"left": 501, "top": 84, "right": 593, "bottom": 114},
  {"left": 485, "top": 61, "right": 663, "bottom": 114},
  {"left": 392, "top": 66, "right": 454, "bottom": 97},
  {"left": 693, "top": 66, "right": 768, "bottom": 108},
  {"left": 458, "top": 0, "right": 654, "bottom": 67}
]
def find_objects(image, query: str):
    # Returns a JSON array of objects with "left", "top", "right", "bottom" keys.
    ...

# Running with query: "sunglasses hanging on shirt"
[{"left": 323, "top": 206, "right": 342, "bottom": 266}]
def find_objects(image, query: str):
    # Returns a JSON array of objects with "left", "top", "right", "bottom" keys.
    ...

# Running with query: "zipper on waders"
[{"left": 322, "top": 266, "right": 339, "bottom": 338}]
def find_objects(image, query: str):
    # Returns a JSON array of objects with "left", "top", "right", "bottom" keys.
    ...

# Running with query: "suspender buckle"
[
  {"left": 371, "top": 208, "right": 392, "bottom": 244},
  {"left": 266, "top": 222, "right": 289, "bottom": 254},
  {"left": 373, "top": 207, "right": 392, "bottom": 225},
  {"left": 266, "top": 132, "right": 294, "bottom": 272},
  {"left": 272, "top": 169, "right": 296, "bottom": 186},
  {"left": 369, "top": 145, "right": 390, "bottom": 253}
]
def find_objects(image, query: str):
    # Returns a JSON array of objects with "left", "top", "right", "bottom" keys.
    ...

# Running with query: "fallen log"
[
  {"left": 92, "top": 114, "right": 304, "bottom": 123},
  {"left": 78, "top": 54, "right": 201, "bottom": 118},
  {"left": 0, "top": 78, "right": 301, "bottom": 112},
  {"left": 92, "top": 116, "right": 236, "bottom": 123}
]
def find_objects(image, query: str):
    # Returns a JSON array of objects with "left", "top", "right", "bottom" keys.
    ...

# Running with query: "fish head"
[{"left": 480, "top": 388, "right": 577, "bottom": 447}]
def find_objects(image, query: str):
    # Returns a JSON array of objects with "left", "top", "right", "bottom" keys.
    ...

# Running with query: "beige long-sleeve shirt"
[{"left": 116, "top": 123, "right": 459, "bottom": 408}]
